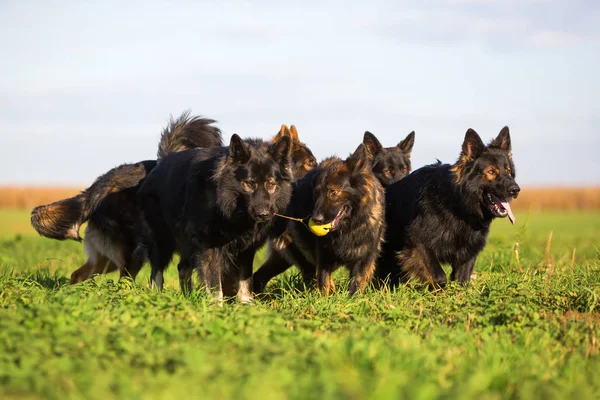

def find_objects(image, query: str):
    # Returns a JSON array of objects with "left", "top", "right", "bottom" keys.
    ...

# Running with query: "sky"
[{"left": 0, "top": 0, "right": 598, "bottom": 186}]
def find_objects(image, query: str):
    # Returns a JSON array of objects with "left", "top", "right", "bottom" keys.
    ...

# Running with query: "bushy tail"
[
  {"left": 31, "top": 193, "right": 87, "bottom": 241},
  {"left": 31, "top": 161, "right": 153, "bottom": 241},
  {"left": 157, "top": 110, "right": 223, "bottom": 159}
]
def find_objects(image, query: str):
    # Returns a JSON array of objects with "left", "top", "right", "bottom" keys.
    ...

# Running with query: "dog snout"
[
  {"left": 255, "top": 208, "right": 272, "bottom": 220},
  {"left": 508, "top": 184, "right": 520, "bottom": 198},
  {"left": 311, "top": 213, "right": 325, "bottom": 224}
]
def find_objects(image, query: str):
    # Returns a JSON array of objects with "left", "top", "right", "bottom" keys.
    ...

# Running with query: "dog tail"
[
  {"left": 31, "top": 162, "right": 153, "bottom": 241},
  {"left": 30, "top": 193, "right": 87, "bottom": 241},
  {"left": 157, "top": 110, "right": 223, "bottom": 159}
]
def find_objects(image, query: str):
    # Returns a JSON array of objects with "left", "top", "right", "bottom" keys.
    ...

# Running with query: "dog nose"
[
  {"left": 508, "top": 184, "right": 520, "bottom": 197},
  {"left": 256, "top": 209, "right": 271, "bottom": 218},
  {"left": 311, "top": 213, "right": 324, "bottom": 224}
]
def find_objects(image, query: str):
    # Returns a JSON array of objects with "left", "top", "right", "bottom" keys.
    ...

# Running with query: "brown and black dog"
[
  {"left": 254, "top": 144, "right": 385, "bottom": 295},
  {"left": 362, "top": 131, "right": 415, "bottom": 187}
]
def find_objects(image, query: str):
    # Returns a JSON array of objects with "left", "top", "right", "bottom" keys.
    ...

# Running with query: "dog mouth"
[
  {"left": 484, "top": 193, "right": 515, "bottom": 224},
  {"left": 329, "top": 206, "right": 349, "bottom": 231}
]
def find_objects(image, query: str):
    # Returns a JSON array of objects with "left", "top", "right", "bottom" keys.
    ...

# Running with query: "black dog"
[
  {"left": 362, "top": 130, "right": 415, "bottom": 187},
  {"left": 377, "top": 127, "right": 520, "bottom": 287},
  {"left": 30, "top": 112, "right": 222, "bottom": 283},
  {"left": 254, "top": 144, "right": 385, "bottom": 295},
  {"left": 137, "top": 134, "right": 293, "bottom": 303}
]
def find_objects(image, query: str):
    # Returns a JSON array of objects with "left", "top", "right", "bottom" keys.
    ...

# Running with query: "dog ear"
[
  {"left": 397, "top": 131, "right": 415, "bottom": 157},
  {"left": 229, "top": 134, "right": 251, "bottom": 164},
  {"left": 460, "top": 129, "right": 486, "bottom": 162},
  {"left": 490, "top": 126, "right": 512, "bottom": 156},
  {"left": 347, "top": 143, "right": 370, "bottom": 173},
  {"left": 272, "top": 124, "right": 290, "bottom": 142},
  {"left": 269, "top": 134, "right": 292, "bottom": 164},
  {"left": 362, "top": 131, "right": 383, "bottom": 158},
  {"left": 289, "top": 125, "right": 299, "bottom": 142}
]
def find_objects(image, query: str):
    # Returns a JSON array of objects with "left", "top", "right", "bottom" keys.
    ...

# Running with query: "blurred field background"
[{"left": 1, "top": 185, "right": 598, "bottom": 211}]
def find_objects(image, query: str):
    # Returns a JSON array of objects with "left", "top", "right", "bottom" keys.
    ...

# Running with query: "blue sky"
[{"left": 0, "top": 0, "right": 598, "bottom": 186}]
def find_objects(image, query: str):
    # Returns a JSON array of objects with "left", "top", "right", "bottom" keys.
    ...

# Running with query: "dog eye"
[
  {"left": 266, "top": 181, "right": 276, "bottom": 191},
  {"left": 244, "top": 180, "right": 257, "bottom": 191},
  {"left": 383, "top": 169, "right": 391, "bottom": 175},
  {"left": 487, "top": 168, "right": 497, "bottom": 175},
  {"left": 328, "top": 189, "right": 340, "bottom": 197}
]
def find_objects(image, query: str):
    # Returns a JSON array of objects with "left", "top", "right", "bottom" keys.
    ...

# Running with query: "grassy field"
[{"left": 0, "top": 209, "right": 599, "bottom": 399}]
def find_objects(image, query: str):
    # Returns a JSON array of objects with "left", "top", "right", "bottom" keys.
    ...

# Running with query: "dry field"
[{"left": 1, "top": 185, "right": 598, "bottom": 211}]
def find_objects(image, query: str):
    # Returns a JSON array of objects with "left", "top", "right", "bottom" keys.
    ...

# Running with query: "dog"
[
  {"left": 253, "top": 143, "right": 385, "bottom": 295},
  {"left": 30, "top": 111, "right": 222, "bottom": 283},
  {"left": 282, "top": 124, "right": 317, "bottom": 180},
  {"left": 362, "top": 130, "right": 415, "bottom": 187},
  {"left": 137, "top": 133, "right": 294, "bottom": 303},
  {"left": 253, "top": 130, "right": 412, "bottom": 293},
  {"left": 376, "top": 126, "right": 520, "bottom": 287}
]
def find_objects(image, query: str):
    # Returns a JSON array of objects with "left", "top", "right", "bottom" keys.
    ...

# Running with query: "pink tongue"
[{"left": 500, "top": 201, "right": 515, "bottom": 225}]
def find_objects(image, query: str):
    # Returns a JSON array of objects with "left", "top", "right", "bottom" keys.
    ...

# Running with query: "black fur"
[
  {"left": 30, "top": 112, "right": 221, "bottom": 283},
  {"left": 363, "top": 131, "right": 415, "bottom": 187},
  {"left": 137, "top": 134, "right": 294, "bottom": 302},
  {"left": 253, "top": 144, "right": 385, "bottom": 295},
  {"left": 376, "top": 127, "right": 520, "bottom": 287},
  {"left": 252, "top": 130, "right": 413, "bottom": 293},
  {"left": 157, "top": 110, "right": 222, "bottom": 158}
]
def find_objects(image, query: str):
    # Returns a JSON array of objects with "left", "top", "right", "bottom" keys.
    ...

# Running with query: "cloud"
[{"left": 357, "top": 0, "right": 600, "bottom": 49}]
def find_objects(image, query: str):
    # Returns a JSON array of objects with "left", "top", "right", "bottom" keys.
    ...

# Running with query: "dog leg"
[
  {"left": 149, "top": 242, "right": 173, "bottom": 291},
  {"left": 450, "top": 257, "right": 477, "bottom": 285},
  {"left": 202, "top": 250, "right": 223, "bottom": 303},
  {"left": 236, "top": 248, "right": 255, "bottom": 304},
  {"left": 178, "top": 257, "right": 193, "bottom": 295},
  {"left": 348, "top": 259, "right": 376, "bottom": 296},
  {"left": 120, "top": 253, "right": 145, "bottom": 282},
  {"left": 397, "top": 244, "right": 447, "bottom": 287}
]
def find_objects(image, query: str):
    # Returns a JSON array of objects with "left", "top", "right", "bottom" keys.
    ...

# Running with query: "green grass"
[{"left": 0, "top": 210, "right": 599, "bottom": 399}]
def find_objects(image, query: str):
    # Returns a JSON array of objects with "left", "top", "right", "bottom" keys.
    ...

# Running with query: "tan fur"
[
  {"left": 396, "top": 248, "right": 436, "bottom": 284},
  {"left": 70, "top": 223, "right": 142, "bottom": 283},
  {"left": 485, "top": 165, "right": 499, "bottom": 181},
  {"left": 352, "top": 261, "right": 376, "bottom": 294},
  {"left": 289, "top": 125, "right": 299, "bottom": 142}
]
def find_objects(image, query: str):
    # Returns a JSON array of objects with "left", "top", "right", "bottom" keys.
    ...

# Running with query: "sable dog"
[
  {"left": 377, "top": 127, "right": 520, "bottom": 287},
  {"left": 254, "top": 144, "right": 385, "bottom": 295},
  {"left": 253, "top": 131, "right": 412, "bottom": 293},
  {"left": 362, "top": 131, "right": 415, "bottom": 187},
  {"left": 30, "top": 112, "right": 222, "bottom": 283},
  {"left": 137, "top": 134, "right": 293, "bottom": 303},
  {"left": 281, "top": 124, "right": 317, "bottom": 180}
]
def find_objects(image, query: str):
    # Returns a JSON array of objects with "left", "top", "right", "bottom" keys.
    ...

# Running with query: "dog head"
[
  {"left": 309, "top": 143, "right": 374, "bottom": 232},
  {"left": 363, "top": 131, "right": 415, "bottom": 187},
  {"left": 216, "top": 134, "right": 293, "bottom": 222},
  {"left": 452, "top": 127, "right": 520, "bottom": 224},
  {"left": 272, "top": 124, "right": 317, "bottom": 180}
]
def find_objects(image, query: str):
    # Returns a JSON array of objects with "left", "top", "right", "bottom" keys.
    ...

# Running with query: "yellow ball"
[{"left": 308, "top": 218, "right": 332, "bottom": 236}]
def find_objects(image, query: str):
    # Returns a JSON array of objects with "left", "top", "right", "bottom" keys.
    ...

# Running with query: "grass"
[{"left": 0, "top": 209, "right": 599, "bottom": 399}]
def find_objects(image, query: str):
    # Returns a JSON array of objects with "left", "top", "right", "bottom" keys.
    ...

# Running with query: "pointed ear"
[
  {"left": 289, "top": 125, "right": 299, "bottom": 142},
  {"left": 347, "top": 143, "right": 370, "bottom": 173},
  {"left": 269, "top": 134, "right": 291, "bottom": 164},
  {"left": 229, "top": 134, "right": 251, "bottom": 164},
  {"left": 272, "top": 124, "right": 290, "bottom": 142},
  {"left": 460, "top": 129, "right": 486, "bottom": 162},
  {"left": 362, "top": 131, "right": 383, "bottom": 157},
  {"left": 490, "top": 126, "right": 512, "bottom": 155},
  {"left": 397, "top": 131, "right": 415, "bottom": 157}
]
